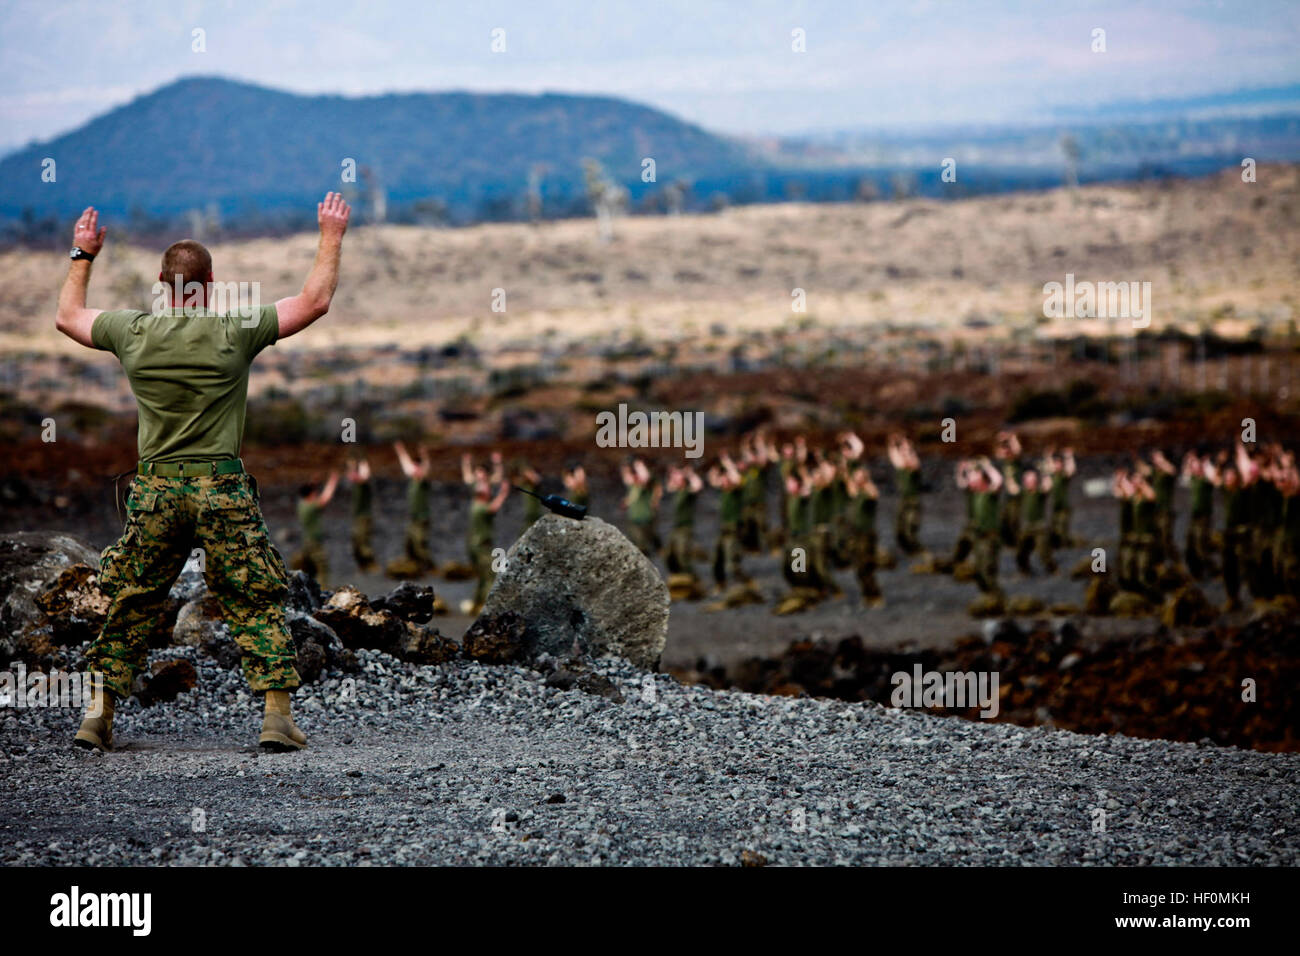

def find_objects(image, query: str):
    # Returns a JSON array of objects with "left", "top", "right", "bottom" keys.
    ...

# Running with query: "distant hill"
[
  {"left": 0, "top": 76, "right": 758, "bottom": 230},
  {"left": 5, "top": 75, "right": 1299, "bottom": 241}
]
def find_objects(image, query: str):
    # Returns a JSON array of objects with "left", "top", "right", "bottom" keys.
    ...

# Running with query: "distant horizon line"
[{"left": 4, "top": 72, "right": 1300, "bottom": 160}]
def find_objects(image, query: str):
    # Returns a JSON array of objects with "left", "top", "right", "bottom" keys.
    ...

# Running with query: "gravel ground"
[{"left": 2, "top": 646, "right": 1297, "bottom": 866}]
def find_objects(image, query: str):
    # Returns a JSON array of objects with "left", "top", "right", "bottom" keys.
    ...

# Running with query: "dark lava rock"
[
  {"left": 400, "top": 623, "right": 459, "bottom": 665},
  {"left": 462, "top": 611, "right": 527, "bottom": 664},
  {"left": 286, "top": 571, "right": 322, "bottom": 614},
  {"left": 313, "top": 586, "right": 405, "bottom": 655},
  {"left": 372, "top": 582, "right": 436, "bottom": 624},
  {"left": 136, "top": 659, "right": 197, "bottom": 706}
]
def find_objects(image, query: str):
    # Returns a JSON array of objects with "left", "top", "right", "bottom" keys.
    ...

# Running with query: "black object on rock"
[{"left": 513, "top": 485, "right": 586, "bottom": 520}]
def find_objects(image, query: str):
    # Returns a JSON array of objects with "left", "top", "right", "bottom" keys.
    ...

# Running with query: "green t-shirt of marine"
[{"left": 92, "top": 305, "right": 279, "bottom": 463}]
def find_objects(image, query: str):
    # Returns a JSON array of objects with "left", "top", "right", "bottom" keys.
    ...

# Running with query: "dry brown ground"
[{"left": 3, "top": 163, "right": 1296, "bottom": 362}]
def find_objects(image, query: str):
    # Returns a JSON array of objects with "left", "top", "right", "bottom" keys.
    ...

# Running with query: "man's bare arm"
[
  {"left": 394, "top": 441, "right": 416, "bottom": 477},
  {"left": 275, "top": 192, "right": 351, "bottom": 339},
  {"left": 318, "top": 471, "right": 340, "bottom": 506},
  {"left": 55, "top": 207, "right": 107, "bottom": 348}
]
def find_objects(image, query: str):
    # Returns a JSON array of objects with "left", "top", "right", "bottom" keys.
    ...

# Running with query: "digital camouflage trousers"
[{"left": 84, "top": 473, "right": 300, "bottom": 699}]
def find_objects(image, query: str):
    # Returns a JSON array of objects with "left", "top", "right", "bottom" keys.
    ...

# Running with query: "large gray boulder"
[{"left": 469, "top": 514, "right": 668, "bottom": 671}]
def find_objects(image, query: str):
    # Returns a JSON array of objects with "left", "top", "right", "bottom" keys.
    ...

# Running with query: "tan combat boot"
[
  {"left": 73, "top": 687, "right": 115, "bottom": 752},
  {"left": 259, "top": 690, "right": 308, "bottom": 751}
]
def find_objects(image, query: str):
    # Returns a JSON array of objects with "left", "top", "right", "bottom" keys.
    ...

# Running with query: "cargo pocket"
[
  {"left": 100, "top": 488, "right": 159, "bottom": 596},
  {"left": 205, "top": 487, "right": 288, "bottom": 602},
  {"left": 245, "top": 526, "right": 290, "bottom": 597}
]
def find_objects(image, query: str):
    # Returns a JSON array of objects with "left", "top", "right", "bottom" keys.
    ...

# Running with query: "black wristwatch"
[{"left": 69, "top": 246, "right": 95, "bottom": 261}]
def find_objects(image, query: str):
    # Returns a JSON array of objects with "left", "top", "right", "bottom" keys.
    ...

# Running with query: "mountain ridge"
[{"left": 0, "top": 75, "right": 757, "bottom": 226}]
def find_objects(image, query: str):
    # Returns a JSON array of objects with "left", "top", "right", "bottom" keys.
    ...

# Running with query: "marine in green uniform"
[
  {"left": 515, "top": 461, "right": 543, "bottom": 527},
  {"left": 1233, "top": 442, "right": 1277, "bottom": 602},
  {"left": 968, "top": 460, "right": 1003, "bottom": 595},
  {"left": 950, "top": 459, "right": 977, "bottom": 567},
  {"left": 888, "top": 433, "right": 923, "bottom": 555},
  {"left": 563, "top": 465, "right": 590, "bottom": 509},
  {"left": 1250, "top": 458, "right": 1283, "bottom": 599},
  {"left": 347, "top": 458, "right": 378, "bottom": 573},
  {"left": 1015, "top": 468, "right": 1056, "bottom": 575},
  {"left": 386, "top": 441, "right": 435, "bottom": 578},
  {"left": 1129, "top": 473, "right": 1160, "bottom": 598},
  {"left": 59, "top": 192, "right": 351, "bottom": 751},
  {"left": 622, "top": 458, "right": 661, "bottom": 557},
  {"left": 1219, "top": 466, "right": 1249, "bottom": 611},
  {"left": 781, "top": 470, "right": 815, "bottom": 590},
  {"left": 995, "top": 430, "right": 1023, "bottom": 548},
  {"left": 847, "top": 467, "right": 882, "bottom": 605},
  {"left": 709, "top": 455, "right": 747, "bottom": 588},
  {"left": 1046, "top": 447, "right": 1075, "bottom": 549},
  {"left": 463, "top": 453, "right": 511, "bottom": 616},
  {"left": 665, "top": 466, "right": 703, "bottom": 578},
  {"left": 738, "top": 458, "right": 766, "bottom": 553},
  {"left": 293, "top": 470, "right": 338, "bottom": 587},
  {"left": 809, "top": 458, "right": 841, "bottom": 595},
  {"left": 777, "top": 444, "right": 798, "bottom": 549},
  {"left": 1182, "top": 452, "right": 1215, "bottom": 580},
  {"left": 1150, "top": 451, "right": 1179, "bottom": 569}
]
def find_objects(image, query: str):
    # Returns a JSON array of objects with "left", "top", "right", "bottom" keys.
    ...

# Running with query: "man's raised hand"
[
  {"left": 318, "top": 192, "right": 351, "bottom": 239},
  {"left": 73, "top": 207, "right": 107, "bottom": 256},
  {"left": 276, "top": 193, "right": 350, "bottom": 338}
]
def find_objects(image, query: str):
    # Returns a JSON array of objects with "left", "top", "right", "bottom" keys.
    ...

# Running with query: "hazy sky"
[{"left": 2, "top": 0, "right": 1297, "bottom": 152}]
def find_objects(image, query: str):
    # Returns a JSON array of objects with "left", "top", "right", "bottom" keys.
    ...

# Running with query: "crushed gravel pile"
[{"left": 2, "top": 646, "right": 1297, "bottom": 866}]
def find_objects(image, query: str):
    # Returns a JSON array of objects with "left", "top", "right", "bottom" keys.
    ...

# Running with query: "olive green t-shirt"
[
  {"left": 92, "top": 305, "right": 279, "bottom": 463},
  {"left": 351, "top": 480, "right": 372, "bottom": 518},
  {"left": 407, "top": 478, "right": 431, "bottom": 522},
  {"left": 786, "top": 493, "right": 809, "bottom": 536},
  {"left": 672, "top": 488, "right": 697, "bottom": 529},
  {"left": 972, "top": 491, "right": 999, "bottom": 533},
  {"left": 972, "top": 494, "right": 998, "bottom": 530},
  {"left": 1049, "top": 473, "right": 1070, "bottom": 510},
  {"left": 469, "top": 500, "right": 494, "bottom": 547},
  {"left": 1021, "top": 489, "right": 1047, "bottom": 525},
  {"left": 897, "top": 467, "right": 920, "bottom": 499},
  {"left": 850, "top": 493, "right": 877, "bottom": 533},
  {"left": 719, "top": 487, "right": 742, "bottom": 530},
  {"left": 1153, "top": 471, "right": 1176, "bottom": 512},
  {"left": 1189, "top": 477, "right": 1212, "bottom": 519},
  {"left": 1133, "top": 498, "right": 1157, "bottom": 535},
  {"left": 297, "top": 498, "right": 323, "bottom": 544},
  {"left": 627, "top": 484, "right": 654, "bottom": 525},
  {"left": 812, "top": 483, "right": 834, "bottom": 526}
]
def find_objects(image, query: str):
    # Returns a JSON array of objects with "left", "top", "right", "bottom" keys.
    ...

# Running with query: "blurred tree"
[
  {"left": 1061, "top": 134, "right": 1081, "bottom": 190},
  {"left": 582, "top": 158, "right": 626, "bottom": 241}
]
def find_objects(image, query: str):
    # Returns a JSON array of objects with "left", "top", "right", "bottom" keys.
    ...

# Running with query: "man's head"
[{"left": 160, "top": 240, "right": 213, "bottom": 308}]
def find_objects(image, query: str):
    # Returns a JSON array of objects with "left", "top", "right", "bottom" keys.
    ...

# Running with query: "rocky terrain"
[
  {"left": 3, "top": 643, "right": 1297, "bottom": 866},
  {"left": 1, "top": 525, "right": 1298, "bottom": 866}
]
